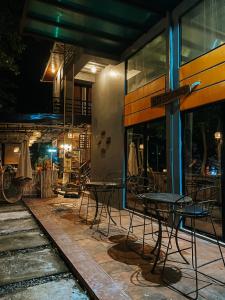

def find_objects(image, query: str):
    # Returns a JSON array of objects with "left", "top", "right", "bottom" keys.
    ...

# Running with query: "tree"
[{"left": 0, "top": 1, "right": 25, "bottom": 112}]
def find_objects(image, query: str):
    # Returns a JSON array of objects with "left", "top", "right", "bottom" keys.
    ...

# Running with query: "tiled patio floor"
[{"left": 24, "top": 196, "right": 225, "bottom": 300}]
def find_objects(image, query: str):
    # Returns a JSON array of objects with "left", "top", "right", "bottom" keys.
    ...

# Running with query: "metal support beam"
[{"left": 165, "top": 13, "right": 182, "bottom": 193}]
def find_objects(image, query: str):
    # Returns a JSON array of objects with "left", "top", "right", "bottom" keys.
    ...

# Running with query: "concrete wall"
[{"left": 91, "top": 63, "right": 125, "bottom": 185}]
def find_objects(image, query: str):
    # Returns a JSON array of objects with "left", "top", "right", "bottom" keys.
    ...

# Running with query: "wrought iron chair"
[
  {"left": 162, "top": 185, "right": 225, "bottom": 300},
  {"left": 94, "top": 173, "right": 128, "bottom": 236},
  {"left": 126, "top": 176, "right": 158, "bottom": 257},
  {"left": 78, "top": 176, "right": 97, "bottom": 223}
]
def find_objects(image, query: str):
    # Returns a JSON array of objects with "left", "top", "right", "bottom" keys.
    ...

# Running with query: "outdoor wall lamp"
[{"left": 214, "top": 131, "right": 222, "bottom": 140}]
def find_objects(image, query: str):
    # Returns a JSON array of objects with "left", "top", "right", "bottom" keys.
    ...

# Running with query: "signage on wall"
[{"left": 151, "top": 81, "right": 200, "bottom": 108}]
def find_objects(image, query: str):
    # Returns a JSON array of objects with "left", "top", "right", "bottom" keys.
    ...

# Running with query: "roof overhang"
[{"left": 21, "top": 0, "right": 182, "bottom": 61}]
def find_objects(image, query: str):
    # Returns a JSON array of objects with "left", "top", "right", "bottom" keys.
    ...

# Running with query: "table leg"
[
  {"left": 151, "top": 203, "right": 162, "bottom": 273},
  {"left": 106, "top": 189, "right": 117, "bottom": 226},
  {"left": 90, "top": 188, "right": 99, "bottom": 229}
]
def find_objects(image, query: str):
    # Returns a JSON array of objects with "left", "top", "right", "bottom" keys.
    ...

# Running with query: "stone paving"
[
  {"left": 24, "top": 196, "right": 225, "bottom": 300},
  {"left": 0, "top": 200, "right": 89, "bottom": 299}
]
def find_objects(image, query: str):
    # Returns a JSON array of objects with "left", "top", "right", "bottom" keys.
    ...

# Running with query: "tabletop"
[
  {"left": 138, "top": 192, "right": 192, "bottom": 204},
  {"left": 86, "top": 181, "right": 119, "bottom": 187}
]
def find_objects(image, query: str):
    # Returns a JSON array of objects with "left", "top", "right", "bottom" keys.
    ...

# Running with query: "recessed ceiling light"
[{"left": 91, "top": 66, "right": 97, "bottom": 73}]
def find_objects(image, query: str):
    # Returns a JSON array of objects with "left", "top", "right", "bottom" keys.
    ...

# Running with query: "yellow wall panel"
[
  {"left": 180, "top": 44, "right": 225, "bottom": 81},
  {"left": 180, "top": 81, "right": 225, "bottom": 111},
  {"left": 124, "top": 76, "right": 166, "bottom": 126},
  {"left": 180, "top": 62, "right": 225, "bottom": 92}
]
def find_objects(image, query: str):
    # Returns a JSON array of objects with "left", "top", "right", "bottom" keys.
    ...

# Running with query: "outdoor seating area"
[
  {"left": 1, "top": 0, "right": 225, "bottom": 299},
  {"left": 24, "top": 190, "right": 225, "bottom": 300}
]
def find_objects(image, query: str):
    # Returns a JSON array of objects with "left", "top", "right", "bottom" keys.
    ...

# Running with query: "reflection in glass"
[
  {"left": 181, "top": 0, "right": 225, "bottom": 64},
  {"left": 183, "top": 103, "right": 225, "bottom": 239},
  {"left": 126, "top": 118, "right": 167, "bottom": 211},
  {"left": 127, "top": 33, "right": 167, "bottom": 93}
]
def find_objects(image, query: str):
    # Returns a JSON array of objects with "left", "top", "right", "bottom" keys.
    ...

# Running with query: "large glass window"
[
  {"left": 181, "top": 0, "right": 225, "bottom": 64},
  {"left": 126, "top": 118, "right": 167, "bottom": 210},
  {"left": 127, "top": 33, "right": 167, "bottom": 93},
  {"left": 183, "top": 102, "right": 225, "bottom": 240}
]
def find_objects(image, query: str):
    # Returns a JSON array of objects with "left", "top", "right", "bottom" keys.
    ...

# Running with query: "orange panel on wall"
[
  {"left": 179, "top": 45, "right": 225, "bottom": 111},
  {"left": 125, "top": 75, "right": 166, "bottom": 105},
  {"left": 124, "top": 75, "right": 166, "bottom": 126},
  {"left": 180, "top": 62, "right": 225, "bottom": 92},
  {"left": 180, "top": 81, "right": 225, "bottom": 111},
  {"left": 124, "top": 107, "right": 165, "bottom": 127},
  {"left": 180, "top": 44, "right": 225, "bottom": 81}
]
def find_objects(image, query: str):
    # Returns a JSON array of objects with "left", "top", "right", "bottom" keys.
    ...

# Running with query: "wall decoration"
[
  {"left": 101, "top": 130, "right": 106, "bottom": 137},
  {"left": 106, "top": 137, "right": 111, "bottom": 145},
  {"left": 97, "top": 131, "right": 111, "bottom": 156}
]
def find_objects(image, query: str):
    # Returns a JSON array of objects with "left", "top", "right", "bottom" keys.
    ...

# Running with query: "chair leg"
[
  {"left": 162, "top": 214, "right": 176, "bottom": 276},
  {"left": 193, "top": 217, "right": 199, "bottom": 300},
  {"left": 142, "top": 213, "right": 147, "bottom": 255},
  {"left": 175, "top": 216, "right": 189, "bottom": 265},
  {"left": 78, "top": 192, "right": 84, "bottom": 217},
  {"left": 209, "top": 215, "right": 225, "bottom": 267},
  {"left": 85, "top": 194, "right": 90, "bottom": 224},
  {"left": 126, "top": 199, "right": 137, "bottom": 243}
]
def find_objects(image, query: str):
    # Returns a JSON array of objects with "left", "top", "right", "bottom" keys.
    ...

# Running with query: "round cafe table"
[
  {"left": 138, "top": 192, "right": 192, "bottom": 272},
  {"left": 86, "top": 181, "right": 119, "bottom": 228}
]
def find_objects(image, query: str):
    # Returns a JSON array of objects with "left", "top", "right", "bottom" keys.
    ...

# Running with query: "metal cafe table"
[
  {"left": 138, "top": 192, "right": 192, "bottom": 272},
  {"left": 85, "top": 181, "right": 119, "bottom": 229}
]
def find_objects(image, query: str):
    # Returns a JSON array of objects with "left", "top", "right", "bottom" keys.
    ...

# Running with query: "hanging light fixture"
[{"left": 68, "top": 131, "right": 73, "bottom": 138}]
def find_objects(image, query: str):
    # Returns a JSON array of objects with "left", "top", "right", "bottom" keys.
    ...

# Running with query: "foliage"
[{"left": 0, "top": 1, "right": 25, "bottom": 112}]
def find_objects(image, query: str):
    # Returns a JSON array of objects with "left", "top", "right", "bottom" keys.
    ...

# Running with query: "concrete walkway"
[{"left": 24, "top": 196, "right": 225, "bottom": 300}]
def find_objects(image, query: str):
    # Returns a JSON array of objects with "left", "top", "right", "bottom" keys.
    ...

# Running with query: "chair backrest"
[
  {"left": 176, "top": 185, "right": 218, "bottom": 206},
  {"left": 127, "top": 176, "right": 155, "bottom": 197}
]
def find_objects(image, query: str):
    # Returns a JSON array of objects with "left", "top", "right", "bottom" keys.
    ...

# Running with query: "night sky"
[{"left": 16, "top": 36, "right": 53, "bottom": 114}]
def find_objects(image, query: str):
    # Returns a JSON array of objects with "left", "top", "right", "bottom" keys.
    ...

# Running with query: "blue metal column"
[{"left": 165, "top": 13, "right": 182, "bottom": 194}]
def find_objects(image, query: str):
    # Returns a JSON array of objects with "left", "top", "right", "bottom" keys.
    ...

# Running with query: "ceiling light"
[
  {"left": 109, "top": 70, "right": 118, "bottom": 78},
  {"left": 13, "top": 147, "right": 20, "bottom": 153},
  {"left": 91, "top": 66, "right": 97, "bottom": 73},
  {"left": 51, "top": 65, "right": 56, "bottom": 74}
]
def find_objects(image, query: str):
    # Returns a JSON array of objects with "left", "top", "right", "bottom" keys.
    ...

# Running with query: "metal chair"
[
  {"left": 162, "top": 185, "right": 225, "bottom": 300},
  {"left": 78, "top": 176, "right": 97, "bottom": 223},
  {"left": 126, "top": 176, "right": 157, "bottom": 257},
  {"left": 95, "top": 173, "right": 128, "bottom": 236}
]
